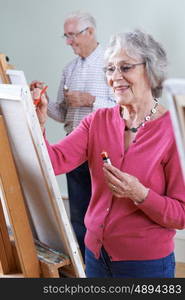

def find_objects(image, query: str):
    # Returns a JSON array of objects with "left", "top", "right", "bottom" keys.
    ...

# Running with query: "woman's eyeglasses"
[{"left": 104, "top": 62, "right": 145, "bottom": 76}]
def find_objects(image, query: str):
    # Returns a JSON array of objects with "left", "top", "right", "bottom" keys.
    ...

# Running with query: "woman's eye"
[
  {"left": 120, "top": 65, "right": 132, "bottom": 73},
  {"left": 107, "top": 67, "right": 115, "bottom": 73}
]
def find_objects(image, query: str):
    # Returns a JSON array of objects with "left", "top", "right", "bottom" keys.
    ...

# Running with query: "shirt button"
[
  {"left": 97, "top": 239, "right": 101, "bottom": 243},
  {"left": 100, "top": 224, "right": 104, "bottom": 228},
  {"left": 106, "top": 208, "right": 110, "bottom": 212}
]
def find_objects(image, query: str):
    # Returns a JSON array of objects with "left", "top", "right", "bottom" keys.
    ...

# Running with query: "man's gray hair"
[
  {"left": 104, "top": 29, "right": 167, "bottom": 98},
  {"left": 64, "top": 11, "right": 96, "bottom": 33}
]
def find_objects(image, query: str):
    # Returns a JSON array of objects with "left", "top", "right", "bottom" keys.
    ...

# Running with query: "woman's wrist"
[{"left": 134, "top": 187, "right": 149, "bottom": 205}]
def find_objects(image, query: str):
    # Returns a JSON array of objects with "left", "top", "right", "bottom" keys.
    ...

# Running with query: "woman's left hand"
[{"left": 103, "top": 163, "right": 149, "bottom": 204}]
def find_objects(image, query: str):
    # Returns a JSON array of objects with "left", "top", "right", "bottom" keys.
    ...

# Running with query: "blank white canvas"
[{"left": 0, "top": 82, "right": 85, "bottom": 277}]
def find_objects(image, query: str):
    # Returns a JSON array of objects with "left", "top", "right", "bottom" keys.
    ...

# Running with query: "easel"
[
  {"left": 0, "top": 54, "right": 77, "bottom": 278},
  {"left": 0, "top": 115, "right": 40, "bottom": 277},
  {"left": 0, "top": 54, "right": 13, "bottom": 83}
]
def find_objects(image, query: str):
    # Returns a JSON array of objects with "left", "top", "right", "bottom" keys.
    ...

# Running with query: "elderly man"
[{"left": 32, "top": 11, "right": 115, "bottom": 260}]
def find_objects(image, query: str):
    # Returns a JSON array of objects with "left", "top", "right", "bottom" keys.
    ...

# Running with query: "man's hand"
[{"left": 65, "top": 91, "right": 95, "bottom": 107}]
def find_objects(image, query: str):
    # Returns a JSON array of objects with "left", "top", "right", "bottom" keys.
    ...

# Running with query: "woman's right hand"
[
  {"left": 31, "top": 87, "right": 48, "bottom": 131},
  {"left": 30, "top": 80, "right": 45, "bottom": 91}
]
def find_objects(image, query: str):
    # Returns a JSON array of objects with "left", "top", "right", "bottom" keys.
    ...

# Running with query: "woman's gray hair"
[
  {"left": 64, "top": 11, "right": 96, "bottom": 33},
  {"left": 104, "top": 29, "right": 168, "bottom": 98}
]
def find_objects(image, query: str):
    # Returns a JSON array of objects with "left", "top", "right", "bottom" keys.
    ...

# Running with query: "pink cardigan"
[{"left": 44, "top": 105, "right": 185, "bottom": 261}]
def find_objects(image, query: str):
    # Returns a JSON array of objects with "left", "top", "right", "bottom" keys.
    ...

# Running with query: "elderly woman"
[{"left": 34, "top": 29, "right": 185, "bottom": 278}]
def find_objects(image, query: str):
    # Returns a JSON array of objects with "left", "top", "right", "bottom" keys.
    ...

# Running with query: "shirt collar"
[{"left": 80, "top": 44, "right": 102, "bottom": 66}]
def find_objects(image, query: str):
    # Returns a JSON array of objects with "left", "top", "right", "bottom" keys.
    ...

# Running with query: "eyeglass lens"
[{"left": 105, "top": 62, "right": 145, "bottom": 75}]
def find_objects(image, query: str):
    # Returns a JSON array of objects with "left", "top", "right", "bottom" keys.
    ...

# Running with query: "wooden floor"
[{"left": 175, "top": 262, "right": 185, "bottom": 278}]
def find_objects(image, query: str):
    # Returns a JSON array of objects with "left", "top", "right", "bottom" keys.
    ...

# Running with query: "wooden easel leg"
[
  {"left": 40, "top": 261, "right": 60, "bottom": 278},
  {"left": 0, "top": 53, "right": 12, "bottom": 83},
  {"left": 0, "top": 116, "right": 40, "bottom": 277},
  {"left": 0, "top": 197, "right": 17, "bottom": 274}
]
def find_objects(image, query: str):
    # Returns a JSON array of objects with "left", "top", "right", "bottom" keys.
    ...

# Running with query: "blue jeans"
[
  {"left": 85, "top": 247, "right": 175, "bottom": 278},
  {"left": 66, "top": 161, "right": 91, "bottom": 261}
]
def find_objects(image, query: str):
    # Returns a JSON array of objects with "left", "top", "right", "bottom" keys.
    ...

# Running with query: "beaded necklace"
[{"left": 123, "top": 98, "right": 159, "bottom": 133}]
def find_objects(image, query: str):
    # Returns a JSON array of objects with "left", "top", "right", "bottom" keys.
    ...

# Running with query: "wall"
[
  {"left": 1, "top": 0, "right": 185, "bottom": 259},
  {"left": 2, "top": 0, "right": 185, "bottom": 195}
]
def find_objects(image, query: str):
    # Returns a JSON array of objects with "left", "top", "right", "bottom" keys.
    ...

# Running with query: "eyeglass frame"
[
  {"left": 103, "top": 62, "right": 146, "bottom": 76},
  {"left": 63, "top": 27, "right": 89, "bottom": 40}
]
